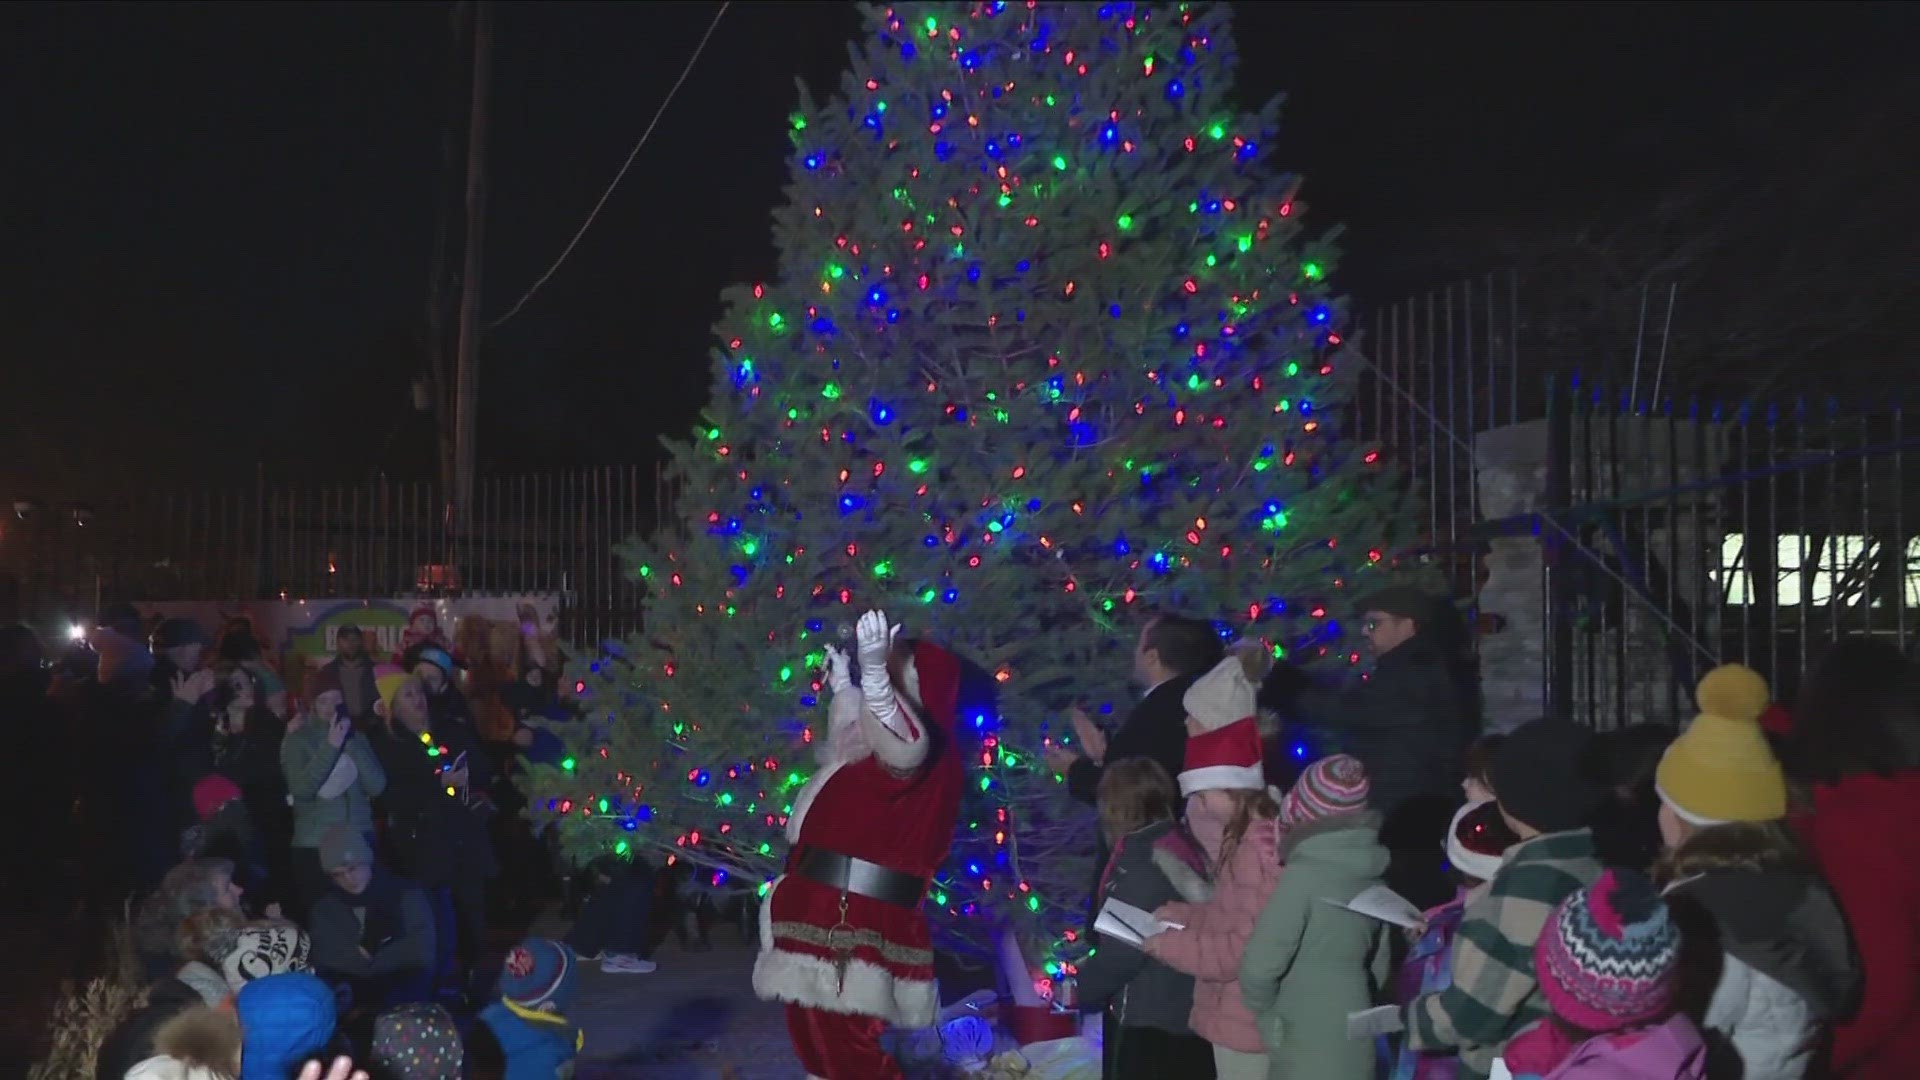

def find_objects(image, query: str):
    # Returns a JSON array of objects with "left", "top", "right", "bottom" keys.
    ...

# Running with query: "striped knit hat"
[
  {"left": 1280, "top": 754, "right": 1370, "bottom": 826},
  {"left": 500, "top": 938, "right": 578, "bottom": 1013},
  {"left": 1536, "top": 869, "right": 1681, "bottom": 1031}
]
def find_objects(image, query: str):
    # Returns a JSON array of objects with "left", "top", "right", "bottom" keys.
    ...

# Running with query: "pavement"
[{"left": 557, "top": 926, "right": 807, "bottom": 1080}]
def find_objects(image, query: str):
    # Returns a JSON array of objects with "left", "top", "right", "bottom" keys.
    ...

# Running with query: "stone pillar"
[
  {"left": 1473, "top": 420, "right": 1550, "bottom": 733},
  {"left": 1472, "top": 416, "right": 1729, "bottom": 731}
]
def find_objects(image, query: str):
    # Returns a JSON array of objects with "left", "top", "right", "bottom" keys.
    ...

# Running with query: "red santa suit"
[{"left": 752, "top": 614, "right": 964, "bottom": 1079}]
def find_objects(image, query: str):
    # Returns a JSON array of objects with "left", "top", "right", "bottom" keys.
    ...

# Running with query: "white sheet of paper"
[
  {"left": 1094, "top": 898, "right": 1183, "bottom": 947},
  {"left": 1489, "top": 1057, "right": 1514, "bottom": 1080},
  {"left": 1322, "top": 884, "right": 1425, "bottom": 929},
  {"left": 1346, "top": 1004, "right": 1404, "bottom": 1039}
]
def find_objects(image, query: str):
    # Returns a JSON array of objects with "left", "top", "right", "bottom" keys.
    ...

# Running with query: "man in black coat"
[
  {"left": 1260, "top": 585, "right": 1480, "bottom": 907},
  {"left": 1045, "top": 614, "right": 1224, "bottom": 898}
]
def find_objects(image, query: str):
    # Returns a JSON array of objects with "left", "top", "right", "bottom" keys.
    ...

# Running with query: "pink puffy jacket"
[{"left": 1150, "top": 816, "right": 1282, "bottom": 1054}]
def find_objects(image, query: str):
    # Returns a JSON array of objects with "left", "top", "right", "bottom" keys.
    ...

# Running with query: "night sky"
[{"left": 3, "top": 1, "right": 1911, "bottom": 494}]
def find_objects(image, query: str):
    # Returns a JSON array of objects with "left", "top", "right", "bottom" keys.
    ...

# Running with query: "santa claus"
[{"left": 752, "top": 609, "right": 965, "bottom": 1080}]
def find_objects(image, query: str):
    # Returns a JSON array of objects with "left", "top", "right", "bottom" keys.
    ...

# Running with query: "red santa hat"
[
  {"left": 901, "top": 639, "right": 962, "bottom": 732},
  {"left": 1179, "top": 716, "right": 1267, "bottom": 796}
]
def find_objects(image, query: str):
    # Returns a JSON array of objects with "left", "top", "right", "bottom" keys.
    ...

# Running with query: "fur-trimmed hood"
[{"left": 138, "top": 1005, "right": 241, "bottom": 1079}]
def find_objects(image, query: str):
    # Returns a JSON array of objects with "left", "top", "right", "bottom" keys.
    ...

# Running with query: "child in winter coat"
[
  {"left": 1501, "top": 870, "right": 1706, "bottom": 1079},
  {"left": 1391, "top": 800, "right": 1520, "bottom": 1080},
  {"left": 1239, "top": 754, "right": 1393, "bottom": 1080},
  {"left": 1144, "top": 655, "right": 1284, "bottom": 1080},
  {"left": 478, "top": 937, "right": 585, "bottom": 1080},
  {"left": 1076, "top": 757, "right": 1216, "bottom": 1080},
  {"left": 1404, "top": 719, "right": 1607, "bottom": 1080},
  {"left": 1652, "top": 664, "right": 1861, "bottom": 1080}
]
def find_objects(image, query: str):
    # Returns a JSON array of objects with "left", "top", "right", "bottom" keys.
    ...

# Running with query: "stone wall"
[{"left": 1472, "top": 417, "right": 1729, "bottom": 731}]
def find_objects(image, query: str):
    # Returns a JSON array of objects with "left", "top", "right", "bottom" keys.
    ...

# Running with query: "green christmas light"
[
  {"left": 1051, "top": 155, "right": 1068, "bottom": 171},
  {"left": 908, "top": 458, "right": 929, "bottom": 474},
  {"left": 821, "top": 382, "right": 842, "bottom": 399},
  {"left": 560, "top": 757, "right": 576, "bottom": 772}
]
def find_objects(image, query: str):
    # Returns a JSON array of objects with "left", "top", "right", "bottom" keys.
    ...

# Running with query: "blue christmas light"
[{"left": 1167, "top": 79, "right": 1185, "bottom": 100}]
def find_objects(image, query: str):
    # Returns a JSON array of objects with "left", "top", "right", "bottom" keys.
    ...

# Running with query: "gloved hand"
[
  {"left": 856, "top": 609, "right": 901, "bottom": 725},
  {"left": 823, "top": 645, "right": 855, "bottom": 693}
]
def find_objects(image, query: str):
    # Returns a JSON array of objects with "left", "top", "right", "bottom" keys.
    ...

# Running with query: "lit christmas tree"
[{"left": 526, "top": 0, "right": 1416, "bottom": 982}]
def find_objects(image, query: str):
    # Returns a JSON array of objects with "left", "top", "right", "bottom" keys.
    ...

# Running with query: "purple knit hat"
[
  {"left": 1536, "top": 869, "right": 1681, "bottom": 1032},
  {"left": 1279, "top": 754, "right": 1370, "bottom": 826}
]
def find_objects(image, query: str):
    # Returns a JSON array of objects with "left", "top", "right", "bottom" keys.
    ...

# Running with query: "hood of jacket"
[
  {"left": 1667, "top": 866, "right": 1861, "bottom": 1023},
  {"left": 1280, "top": 809, "right": 1388, "bottom": 874}
]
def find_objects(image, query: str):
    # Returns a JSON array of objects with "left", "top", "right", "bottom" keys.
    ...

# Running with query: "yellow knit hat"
[{"left": 1654, "top": 663, "right": 1787, "bottom": 826}]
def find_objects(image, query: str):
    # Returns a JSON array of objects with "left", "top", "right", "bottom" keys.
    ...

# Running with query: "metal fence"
[
  {"left": 0, "top": 466, "right": 668, "bottom": 645},
  {"left": 1538, "top": 384, "right": 1916, "bottom": 728},
  {"left": 1354, "top": 273, "right": 1918, "bottom": 728}
]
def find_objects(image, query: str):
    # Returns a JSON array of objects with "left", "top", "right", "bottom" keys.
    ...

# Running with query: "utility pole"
[
  {"left": 451, "top": 0, "right": 492, "bottom": 531},
  {"left": 424, "top": 2, "right": 466, "bottom": 499}
]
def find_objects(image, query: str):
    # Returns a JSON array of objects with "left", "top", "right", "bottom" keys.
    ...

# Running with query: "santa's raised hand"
[
  {"left": 855, "top": 609, "right": 915, "bottom": 744},
  {"left": 823, "top": 645, "right": 855, "bottom": 694}
]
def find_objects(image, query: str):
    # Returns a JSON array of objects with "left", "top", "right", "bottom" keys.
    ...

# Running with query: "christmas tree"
[{"left": 527, "top": 0, "right": 1415, "bottom": 983}]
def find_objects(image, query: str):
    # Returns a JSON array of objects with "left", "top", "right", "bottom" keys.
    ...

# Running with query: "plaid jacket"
[{"left": 1404, "top": 828, "right": 1602, "bottom": 1079}]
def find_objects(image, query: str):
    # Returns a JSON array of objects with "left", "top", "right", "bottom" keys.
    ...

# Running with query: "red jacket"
[{"left": 1798, "top": 772, "right": 1920, "bottom": 1078}]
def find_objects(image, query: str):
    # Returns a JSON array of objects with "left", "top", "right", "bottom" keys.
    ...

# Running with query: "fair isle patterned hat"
[
  {"left": 1280, "top": 754, "right": 1370, "bottom": 826},
  {"left": 1536, "top": 869, "right": 1681, "bottom": 1032}
]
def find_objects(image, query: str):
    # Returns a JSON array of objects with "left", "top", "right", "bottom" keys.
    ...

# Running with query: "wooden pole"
[{"left": 452, "top": 0, "right": 492, "bottom": 531}]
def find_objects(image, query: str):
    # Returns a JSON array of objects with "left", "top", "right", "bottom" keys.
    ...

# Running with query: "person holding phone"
[{"left": 282, "top": 668, "right": 388, "bottom": 921}]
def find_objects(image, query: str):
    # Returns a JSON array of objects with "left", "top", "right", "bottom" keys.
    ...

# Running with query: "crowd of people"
[
  {"left": 0, "top": 605, "right": 702, "bottom": 1079},
  {"left": 1053, "top": 591, "right": 1917, "bottom": 1080}
]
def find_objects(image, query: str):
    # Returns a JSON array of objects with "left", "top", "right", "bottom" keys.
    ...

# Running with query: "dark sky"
[{"left": 2, "top": 1, "right": 1910, "bottom": 493}]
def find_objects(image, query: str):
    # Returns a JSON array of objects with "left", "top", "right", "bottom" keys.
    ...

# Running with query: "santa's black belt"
[{"left": 793, "top": 846, "right": 927, "bottom": 908}]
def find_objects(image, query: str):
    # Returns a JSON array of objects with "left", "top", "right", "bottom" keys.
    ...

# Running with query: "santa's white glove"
[
  {"left": 856, "top": 609, "right": 902, "bottom": 724},
  {"left": 823, "top": 646, "right": 855, "bottom": 694}
]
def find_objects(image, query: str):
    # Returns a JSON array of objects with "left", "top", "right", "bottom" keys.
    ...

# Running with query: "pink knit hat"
[
  {"left": 193, "top": 774, "right": 244, "bottom": 823},
  {"left": 1280, "top": 754, "right": 1370, "bottom": 826}
]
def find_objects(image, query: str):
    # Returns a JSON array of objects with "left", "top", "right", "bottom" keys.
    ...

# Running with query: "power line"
[{"left": 487, "top": 0, "right": 732, "bottom": 330}]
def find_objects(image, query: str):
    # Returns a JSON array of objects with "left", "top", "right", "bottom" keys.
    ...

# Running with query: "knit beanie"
[
  {"left": 500, "top": 938, "right": 578, "bottom": 1013},
  {"left": 213, "top": 923, "right": 312, "bottom": 993},
  {"left": 371, "top": 1002, "right": 464, "bottom": 1080},
  {"left": 1536, "top": 870, "right": 1681, "bottom": 1032},
  {"left": 1446, "top": 800, "right": 1517, "bottom": 882},
  {"left": 318, "top": 825, "right": 372, "bottom": 873},
  {"left": 375, "top": 664, "right": 409, "bottom": 714},
  {"left": 192, "top": 774, "right": 244, "bottom": 823},
  {"left": 1280, "top": 754, "right": 1370, "bottom": 826},
  {"left": 1491, "top": 719, "right": 1604, "bottom": 834},
  {"left": 1182, "top": 654, "right": 1258, "bottom": 733},
  {"left": 1654, "top": 664, "right": 1788, "bottom": 826},
  {"left": 235, "top": 973, "right": 336, "bottom": 1080}
]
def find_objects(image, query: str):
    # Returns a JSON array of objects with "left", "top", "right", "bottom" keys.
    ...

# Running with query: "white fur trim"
[
  {"left": 752, "top": 937, "right": 939, "bottom": 1027},
  {"left": 1152, "top": 847, "right": 1214, "bottom": 903},
  {"left": 1179, "top": 763, "right": 1267, "bottom": 795},
  {"left": 1445, "top": 800, "right": 1506, "bottom": 882},
  {"left": 788, "top": 760, "right": 849, "bottom": 843},
  {"left": 1655, "top": 782, "right": 1734, "bottom": 828}
]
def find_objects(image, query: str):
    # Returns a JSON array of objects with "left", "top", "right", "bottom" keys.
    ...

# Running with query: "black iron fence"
[
  {"left": 1535, "top": 384, "right": 1916, "bottom": 728},
  {"left": 0, "top": 466, "right": 668, "bottom": 645}
]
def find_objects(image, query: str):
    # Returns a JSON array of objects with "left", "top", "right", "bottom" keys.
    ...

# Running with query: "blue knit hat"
[
  {"left": 236, "top": 972, "right": 336, "bottom": 1080},
  {"left": 499, "top": 938, "right": 577, "bottom": 1012}
]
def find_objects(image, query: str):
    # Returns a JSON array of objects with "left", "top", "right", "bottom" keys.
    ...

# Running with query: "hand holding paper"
[
  {"left": 1094, "top": 898, "right": 1185, "bottom": 948},
  {"left": 1322, "top": 884, "right": 1425, "bottom": 929},
  {"left": 1346, "top": 1004, "right": 1403, "bottom": 1039}
]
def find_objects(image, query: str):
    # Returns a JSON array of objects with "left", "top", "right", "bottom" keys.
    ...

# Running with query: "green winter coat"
[
  {"left": 281, "top": 718, "right": 387, "bottom": 849},
  {"left": 1239, "top": 810, "right": 1392, "bottom": 1080}
]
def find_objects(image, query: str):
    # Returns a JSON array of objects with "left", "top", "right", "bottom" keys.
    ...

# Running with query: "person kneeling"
[{"left": 307, "top": 826, "right": 436, "bottom": 1014}]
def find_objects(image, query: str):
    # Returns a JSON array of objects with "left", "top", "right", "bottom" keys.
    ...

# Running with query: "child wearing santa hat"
[{"left": 1142, "top": 653, "right": 1284, "bottom": 1080}]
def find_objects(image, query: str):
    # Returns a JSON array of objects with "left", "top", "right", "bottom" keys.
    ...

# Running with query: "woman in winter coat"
[
  {"left": 1143, "top": 654, "right": 1283, "bottom": 1079},
  {"left": 1240, "top": 754, "right": 1393, "bottom": 1080},
  {"left": 1653, "top": 665, "right": 1861, "bottom": 1080},
  {"left": 1075, "top": 757, "right": 1217, "bottom": 1080},
  {"left": 368, "top": 674, "right": 497, "bottom": 969},
  {"left": 1785, "top": 640, "right": 1920, "bottom": 1080}
]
